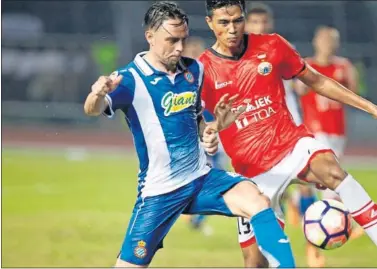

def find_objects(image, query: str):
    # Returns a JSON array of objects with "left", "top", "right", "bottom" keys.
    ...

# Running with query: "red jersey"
[
  {"left": 300, "top": 57, "right": 356, "bottom": 136},
  {"left": 199, "top": 34, "right": 312, "bottom": 178}
]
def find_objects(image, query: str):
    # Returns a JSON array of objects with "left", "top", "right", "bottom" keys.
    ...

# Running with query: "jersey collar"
[
  {"left": 208, "top": 34, "right": 249, "bottom": 61},
  {"left": 134, "top": 51, "right": 187, "bottom": 76}
]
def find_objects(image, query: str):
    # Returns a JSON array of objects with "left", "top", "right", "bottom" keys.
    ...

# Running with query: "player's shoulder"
[
  {"left": 180, "top": 56, "right": 197, "bottom": 68},
  {"left": 332, "top": 56, "right": 352, "bottom": 67},
  {"left": 246, "top": 33, "right": 292, "bottom": 51},
  {"left": 197, "top": 50, "right": 213, "bottom": 64},
  {"left": 248, "top": 33, "right": 283, "bottom": 43},
  {"left": 180, "top": 56, "right": 204, "bottom": 77},
  {"left": 111, "top": 63, "right": 136, "bottom": 88}
]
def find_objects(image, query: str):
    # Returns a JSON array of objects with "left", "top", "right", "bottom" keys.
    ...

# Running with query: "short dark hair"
[
  {"left": 143, "top": 1, "right": 189, "bottom": 31},
  {"left": 246, "top": 3, "right": 273, "bottom": 19},
  {"left": 205, "top": 0, "right": 246, "bottom": 17}
]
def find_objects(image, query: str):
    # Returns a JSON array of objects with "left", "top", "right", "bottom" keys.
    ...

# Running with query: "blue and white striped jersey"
[{"left": 104, "top": 52, "right": 210, "bottom": 197}]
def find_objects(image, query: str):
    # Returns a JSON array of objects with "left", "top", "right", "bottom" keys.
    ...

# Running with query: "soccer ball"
[{"left": 303, "top": 199, "right": 352, "bottom": 250}]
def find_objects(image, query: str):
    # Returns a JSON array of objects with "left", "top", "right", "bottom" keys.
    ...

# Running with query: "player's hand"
[
  {"left": 211, "top": 94, "right": 246, "bottom": 132},
  {"left": 91, "top": 74, "right": 123, "bottom": 97},
  {"left": 201, "top": 125, "right": 219, "bottom": 155}
]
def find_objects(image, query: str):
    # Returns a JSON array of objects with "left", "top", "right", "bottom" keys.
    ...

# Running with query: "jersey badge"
[
  {"left": 184, "top": 70, "right": 194, "bottom": 83},
  {"left": 134, "top": 240, "right": 147, "bottom": 259},
  {"left": 161, "top": 91, "right": 197, "bottom": 116},
  {"left": 257, "top": 61, "right": 273, "bottom": 76}
]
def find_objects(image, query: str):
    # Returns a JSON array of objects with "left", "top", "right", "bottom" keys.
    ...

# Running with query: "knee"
[
  {"left": 313, "top": 154, "right": 347, "bottom": 190},
  {"left": 324, "top": 163, "right": 346, "bottom": 190},
  {"left": 236, "top": 181, "right": 271, "bottom": 218}
]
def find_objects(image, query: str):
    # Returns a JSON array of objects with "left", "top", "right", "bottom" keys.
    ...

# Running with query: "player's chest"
[
  {"left": 146, "top": 73, "right": 198, "bottom": 117},
  {"left": 206, "top": 52, "right": 280, "bottom": 95}
]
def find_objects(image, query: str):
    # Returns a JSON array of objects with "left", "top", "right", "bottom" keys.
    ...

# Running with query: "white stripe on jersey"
[
  {"left": 283, "top": 80, "right": 302, "bottom": 126},
  {"left": 129, "top": 68, "right": 172, "bottom": 197},
  {"left": 129, "top": 68, "right": 210, "bottom": 197},
  {"left": 197, "top": 60, "right": 204, "bottom": 88}
]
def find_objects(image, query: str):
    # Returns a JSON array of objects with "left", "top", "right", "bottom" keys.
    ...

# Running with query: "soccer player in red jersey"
[
  {"left": 199, "top": 0, "right": 377, "bottom": 267},
  {"left": 245, "top": 4, "right": 325, "bottom": 267}
]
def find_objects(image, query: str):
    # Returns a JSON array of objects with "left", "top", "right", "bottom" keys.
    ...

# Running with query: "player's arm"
[
  {"left": 197, "top": 114, "right": 219, "bottom": 155},
  {"left": 195, "top": 61, "right": 219, "bottom": 155},
  {"left": 297, "top": 65, "right": 377, "bottom": 117},
  {"left": 84, "top": 74, "right": 123, "bottom": 116},
  {"left": 276, "top": 34, "right": 377, "bottom": 118},
  {"left": 197, "top": 114, "right": 207, "bottom": 137},
  {"left": 84, "top": 70, "right": 133, "bottom": 118}
]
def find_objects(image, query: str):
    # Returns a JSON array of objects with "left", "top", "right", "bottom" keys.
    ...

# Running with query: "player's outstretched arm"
[
  {"left": 297, "top": 65, "right": 377, "bottom": 118},
  {"left": 208, "top": 94, "right": 246, "bottom": 132},
  {"left": 84, "top": 75, "right": 123, "bottom": 116}
]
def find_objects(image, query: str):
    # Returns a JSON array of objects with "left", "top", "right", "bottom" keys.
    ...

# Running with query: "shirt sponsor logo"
[
  {"left": 215, "top": 80, "right": 233, "bottom": 90},
  {"left": 162, "top": 91, "right": 197, "bottom": 116}
]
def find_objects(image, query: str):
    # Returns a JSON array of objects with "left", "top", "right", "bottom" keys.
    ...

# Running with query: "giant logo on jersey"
[{"left": 161, "top": 91, "right": 197, "bottom": 116}]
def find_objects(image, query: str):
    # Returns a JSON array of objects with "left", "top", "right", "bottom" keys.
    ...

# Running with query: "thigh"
[
  {"left": 237, "top": 137, "right": 326, "bottom": 247},
  {"left": 119, "top": 181, "right": 201, "bottom": 265},
  {"left": 184, "top": 168, "right": 250, "bottom": 216}
]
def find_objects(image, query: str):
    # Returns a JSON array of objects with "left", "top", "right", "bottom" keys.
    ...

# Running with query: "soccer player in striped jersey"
[{"left": 84, "top": 2, "right": 296, "bottom": 267}]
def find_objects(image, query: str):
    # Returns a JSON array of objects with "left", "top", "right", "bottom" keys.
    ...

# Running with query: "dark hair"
[
  {"left": 205, "top": 0, "right": 246, "bottom": 17},
  {"left": 246, "top": 3, "right": 273, "bottom": 19},
  {"left": 143, "top": 1, "right": 189, "bottom": 31}
]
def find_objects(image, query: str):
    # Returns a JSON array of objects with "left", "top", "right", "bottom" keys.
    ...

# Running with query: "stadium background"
[{"left": 2, "top": 0, "right": 377, "bottom": 267}]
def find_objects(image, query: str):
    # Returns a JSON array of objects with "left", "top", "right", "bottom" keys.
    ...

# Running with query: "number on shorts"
[{"left": 237, "top": 217, "right": 251, "bottom": 235}]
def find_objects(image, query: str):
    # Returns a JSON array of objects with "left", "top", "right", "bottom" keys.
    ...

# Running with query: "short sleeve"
[
  {"left": 103, "top": 70, "right": 135, "bottom": 118},
  {"left": 276, "top": 34, "right": 306, "bottom": 80}
]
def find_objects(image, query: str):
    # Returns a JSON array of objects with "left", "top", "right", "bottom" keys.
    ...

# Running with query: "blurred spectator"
[{"left": 182, "top": 36, "right": 206, "bottom": 59}]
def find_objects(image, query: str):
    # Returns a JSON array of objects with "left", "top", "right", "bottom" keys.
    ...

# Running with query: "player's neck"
[
  {"left": 213, "top": 38, "right": 245, "bottom": 59},
  {"left": 313, "top": 54, "right": 334, "bottom": 66},
  {"left": 143, "top": 52, "right": 177, "bottom": 75}
]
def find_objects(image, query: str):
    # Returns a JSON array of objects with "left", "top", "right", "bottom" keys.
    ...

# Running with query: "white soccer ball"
[{"left": 303, "top": 199, "right": 353, "bottom": 250}]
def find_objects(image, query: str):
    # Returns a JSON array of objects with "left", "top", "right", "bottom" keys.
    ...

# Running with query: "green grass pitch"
[{"left": 2, "top": 148, "right": 377, "bottom": 267}]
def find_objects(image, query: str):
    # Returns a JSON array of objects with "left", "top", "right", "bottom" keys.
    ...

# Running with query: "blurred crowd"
[{"left": 2, "top": 1, "right": 376, "bottom": 105}]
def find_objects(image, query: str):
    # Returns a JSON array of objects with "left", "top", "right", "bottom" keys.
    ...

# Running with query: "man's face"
[
  {"left": 313, "top": 28, "right": 340, "bottom": 56},
  {"left": 246, "top": 13, "right": 272, "bottom": 34},
  {"left": 206, "top": 5, "right": 245, "bottom": 49},
  {"left": 146, "top": 18, "right": 189, "bottom": 71}
]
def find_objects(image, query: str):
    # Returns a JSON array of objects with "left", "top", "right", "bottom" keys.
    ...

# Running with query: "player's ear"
[
  {"left": 145, "top": 30, "right": 154, "bottom": 47},
  {"left": 205, "top": 16, "right": 214, "bottom": 31}
]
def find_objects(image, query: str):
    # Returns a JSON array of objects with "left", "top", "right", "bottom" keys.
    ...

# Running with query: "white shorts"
[
  {"left": 289, "top": 133, "right": 345, "bottom": 207},
  {"left": 314, "top": 132, "right": 346, "bottom": 158},
  {"left": 238, "top": 136, "right": 333, "bottom": 247}
]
